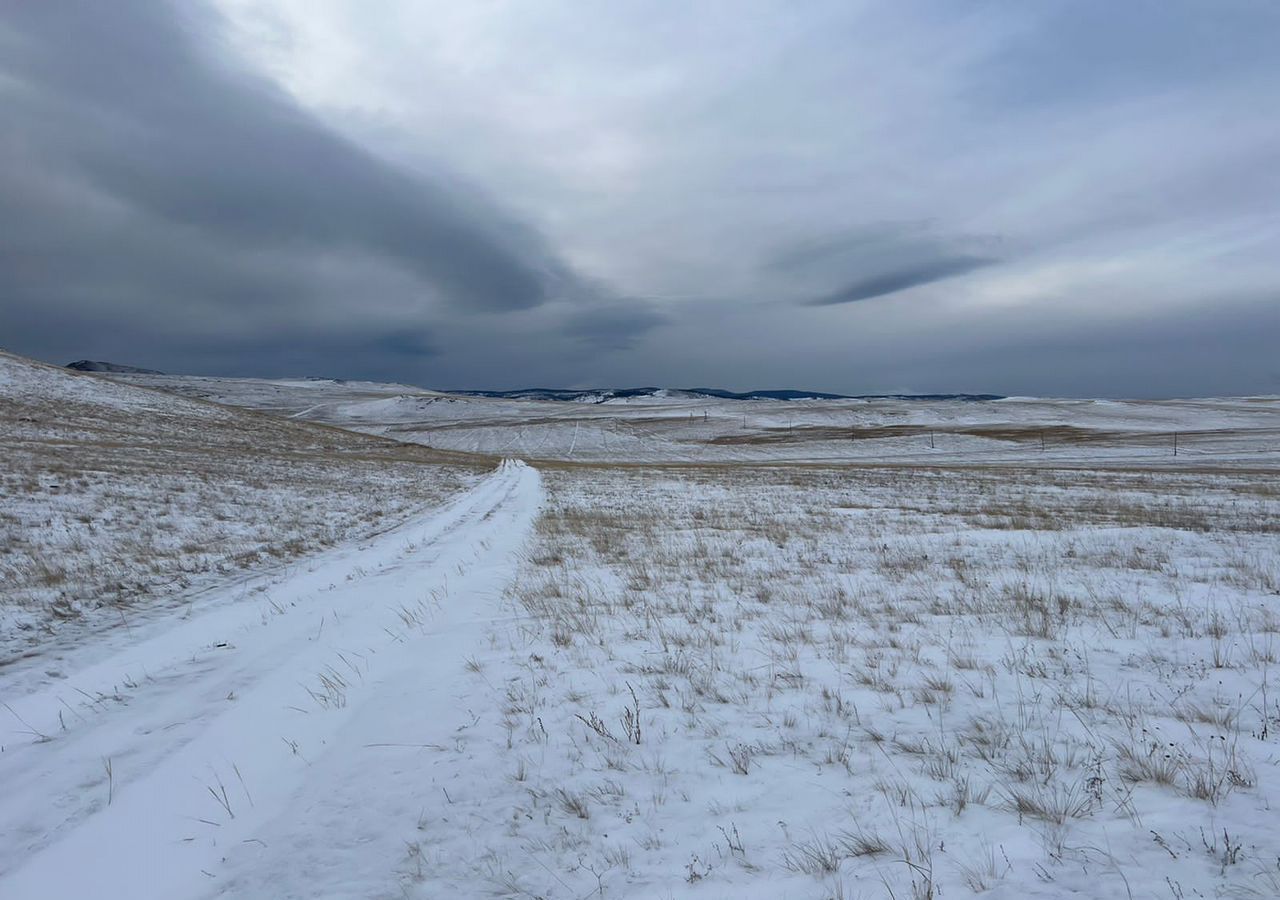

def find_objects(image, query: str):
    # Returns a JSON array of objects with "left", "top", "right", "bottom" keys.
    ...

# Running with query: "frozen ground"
[
  {"left": 0, "top": 461, "right": 539, "bottom": 899},
  {"left": 108, "top": 371, "right": 1280, "bottom": 467},
  {"left": 428, "top": 464, "right": 1279, "bottom": 898},
  {"left": 4, "top": 358, "right": 1280, "bottom": 898},
  {"left": 0, "top": 352, "right": 480, "bottom": 678}
]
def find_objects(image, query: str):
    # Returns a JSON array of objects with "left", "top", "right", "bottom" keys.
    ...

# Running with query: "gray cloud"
[
  {"left": 165, "top": 327, "right": 442, "bottom": 381},
  {"left": 767, "top": 223, "right": 1000, "bottom": 305},
  {"left": 0, "top": 0, "right": 595, "bottom": 326},
  {"left": 582, "top": 289, "right": 1280, "bottom": 400},
  {"left": 806, "top": 256, "right": 996, "bottom": 306},
  {"left": 972, "top": 2, "right": 1280, "bottom": 109},
  {"left": 3, "top": 1, "right": 1279, "bottom": 395},
  {"left": 563, "top": 304, "right": 669, "bottom": 350}
]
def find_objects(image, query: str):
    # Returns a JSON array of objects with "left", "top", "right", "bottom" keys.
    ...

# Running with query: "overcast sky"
[{"left": 3, "top": 1, "right": 1278, "bottom": 396}]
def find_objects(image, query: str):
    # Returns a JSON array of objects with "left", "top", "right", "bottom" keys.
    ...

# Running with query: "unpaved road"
[{"left": 0, "top": 460, "right": 541, "bottom": 899}]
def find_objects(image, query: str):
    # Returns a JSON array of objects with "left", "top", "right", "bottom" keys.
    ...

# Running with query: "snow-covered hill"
[
  {"left": 99, "top": 368, "right": 1280, "bottom": 466},
  {"left": 5, "top": 353, "right": 1279, "bottom": 899},
  {"left": 0, "top": 351, "right": 478, "bottom": 670}
]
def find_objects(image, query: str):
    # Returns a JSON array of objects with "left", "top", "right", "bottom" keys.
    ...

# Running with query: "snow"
[
  {"left": 0, "top": 354, "right": 479, "bottom": 681},
  {"left": 4, "top": 355, "right": 1280, "bottom": 898},
  {"left": 420, "top": 465, "right": 1280, "bottom": 898},
  {"left": 0, "top": 461, "right": 540, "bottom": 899},
  {"left": 98, "top": 370, "right": 1280, "bottom": 467}
]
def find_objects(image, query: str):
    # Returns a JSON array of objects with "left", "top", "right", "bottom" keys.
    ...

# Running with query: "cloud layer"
[{"left": 3, "top": 1, "right": 1278, "bottom": 395}]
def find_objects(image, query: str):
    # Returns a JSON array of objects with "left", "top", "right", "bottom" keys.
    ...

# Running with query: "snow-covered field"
[
  {"left": 108, "top": 371, "right": 1280, "bottom": 467},
  {"left": 0, "top": 461, "right": 539, "bottom": 899},
  {"left": 4, "top": 358, "right": 1280, "bottom": 899},
  {"left": 437, "top": 464, "right": 1279, "bottom": 898},
  {"left": 0, "top": 352, "right": 479, "bottom": 676}
]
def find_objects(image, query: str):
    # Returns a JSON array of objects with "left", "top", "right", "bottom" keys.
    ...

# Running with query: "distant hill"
[
  {"left": 847, "top": 393, "right": 1005, "bottom": 402},
  {"left": 457, "top": 386, "right": 1004, "bottom": 403},
  {"left": 66, "top": 360, "right": 165, "bottom": 375},
  {"left": 686, "top": 387, "right": 853, "bottom": 401}
]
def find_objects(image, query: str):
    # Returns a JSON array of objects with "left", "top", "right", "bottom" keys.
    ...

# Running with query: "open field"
[
  {"left": 107, "top": 372, "right": 1280, "bottom": 468},
  {"left": 3, "top": 359, "right": 1279, "bottom": 898},
  {"left": 391, "top": 462, "right": 1280, "bottom": 898},
  {"left": 0, "top": 352, "right": 482, "bottom": 682}
]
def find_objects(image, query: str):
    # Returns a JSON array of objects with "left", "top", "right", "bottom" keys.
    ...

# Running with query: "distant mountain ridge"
[
  {"left": 456, "top": 386, "right": 1004, "bottom": 403},
  {"left": 59, "top": 360, "right": 1001, "bottom": 402},
  {"left": 66, "top": 360, "right": 165, "bottom": 375}
]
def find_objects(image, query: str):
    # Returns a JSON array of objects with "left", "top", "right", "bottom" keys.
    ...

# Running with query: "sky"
[{"left": 2, "top": 1, "right": 1278, "bottom": 397}]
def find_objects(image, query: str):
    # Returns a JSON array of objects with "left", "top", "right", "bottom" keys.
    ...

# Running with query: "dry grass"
[
  {"left": 456, "top": 461, "right": 1280, "bottom": 897},
  {"left": 0, "top": 358, "right": 481, "bottom": 661}
]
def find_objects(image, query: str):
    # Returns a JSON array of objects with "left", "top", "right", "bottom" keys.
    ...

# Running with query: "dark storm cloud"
[
  {"left": 0, "top": 0, "right": 589, "bottom": 327},
  {"left": 806, "top": 256, "right": 995, "bottom": 306},
  {"left": 153, "top": 326, "right": 442, "bottom": 381},
  {"left": 768, "top": 224, "right": 1001, "bottom": 305},
  {"left": 563, "top": 304, "right": 669, "bottom": 350},
  {"left": 0, "top": 148, "right": 451, "bottom": 381},
  {"left": 3, "top": 0, "right": 1278, "bottom": 395},
  {"left": 207, "top": 327, "right": 446, "bottom": 382}
]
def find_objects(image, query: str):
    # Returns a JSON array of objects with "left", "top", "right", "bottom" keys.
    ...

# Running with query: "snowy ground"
[
  {"left": 107, "top": 371, "right": 1280, "bottom": 467},
  {"left": 0, "top": 461, "right": 539, "bottom": 899},
  {"left": 4, "top": 358, "right": 1280, "bottom": 899},
  {"left": 430, "top": 464, "right": 1280, "bottom": 899},
  {"left": 0, "top": 352, "right": 480, "bottom": 680}
]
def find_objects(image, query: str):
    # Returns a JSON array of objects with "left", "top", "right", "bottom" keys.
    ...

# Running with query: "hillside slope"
[
  {"left": 98, "top": 370, "right": 1280, "bottom": 466},
  {"left": 0, "top": 351, "right": 479, "bottom": 676}
]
